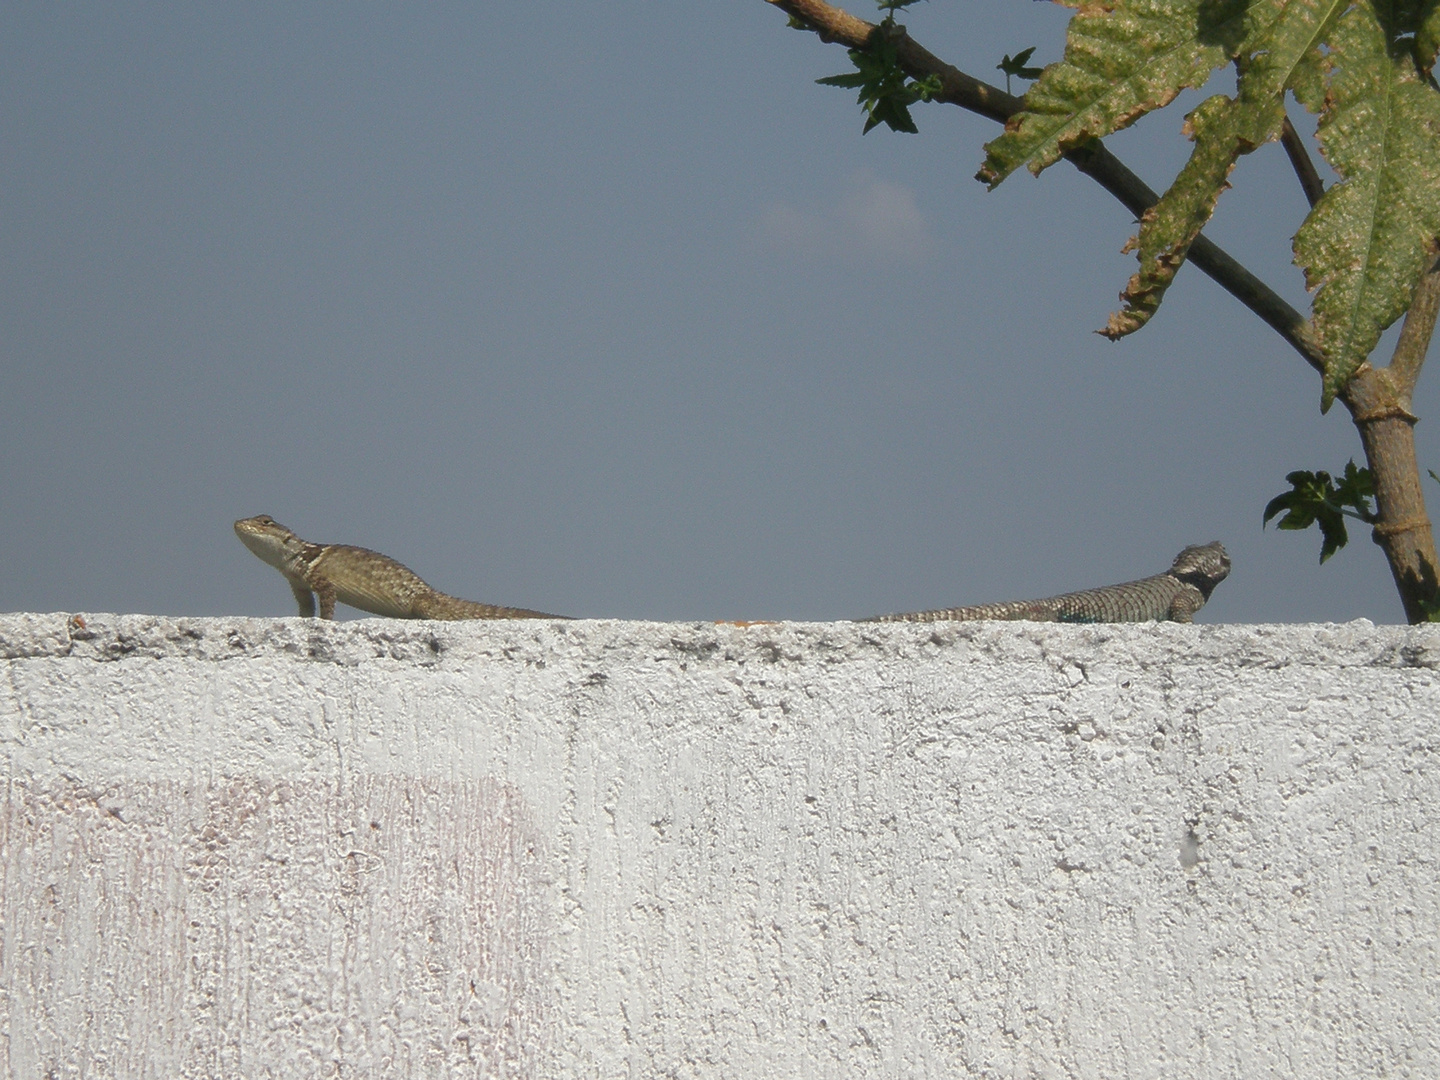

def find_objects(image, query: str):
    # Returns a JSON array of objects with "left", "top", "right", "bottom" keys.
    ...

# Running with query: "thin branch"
[
  {"left": 1388, "top": 249, "right": 1440, "bottom": 395},
  {"left": 767, "top": 0, "right": 1326, "bottom": 374},
  {"left": 1280, "top": 116, "right": 1325, "bottom": 208}
]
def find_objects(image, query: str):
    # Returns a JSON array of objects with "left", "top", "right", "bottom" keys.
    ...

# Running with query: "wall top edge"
[{"left": 3, "top": 611, "right": 1438, "bottom": 671}]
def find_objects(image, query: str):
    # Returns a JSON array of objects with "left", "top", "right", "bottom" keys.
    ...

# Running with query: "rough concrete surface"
[{"left": 1, "top": 612, "right": 1437, "bottom": 1079}]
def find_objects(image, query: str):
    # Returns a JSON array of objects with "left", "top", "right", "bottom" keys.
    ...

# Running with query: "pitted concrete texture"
[{"left": 2, "top": 612, "right": 1438, "bottom": 1079}]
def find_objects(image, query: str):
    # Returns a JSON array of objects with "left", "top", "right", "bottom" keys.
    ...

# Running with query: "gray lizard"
[
  {"left": 234, "top": 515, "right": 568, "bottom": 621},
  {"left": 864, "top": 542, "right": 1230, "bottom": 623}
]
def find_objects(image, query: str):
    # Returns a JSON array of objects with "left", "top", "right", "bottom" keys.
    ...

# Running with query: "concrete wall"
[{"left": 2, "top": 612, "right": 1437, "bottom": 1079}]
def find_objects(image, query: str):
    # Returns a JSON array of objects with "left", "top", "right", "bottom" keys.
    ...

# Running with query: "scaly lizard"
[
  {"left": 864, "top": 542, "right": 1230, "bottom": 623},
  {"left": 234, "top": 515, "right": 569, "bottom": 621}
]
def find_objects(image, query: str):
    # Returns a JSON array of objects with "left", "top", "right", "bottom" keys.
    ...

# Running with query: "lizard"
[
  {"left": 862, "top": 542, "right": 1230, "bottom": 624},
  {"left": 234, "top": 515, "right": 569, "bottom": 621}
]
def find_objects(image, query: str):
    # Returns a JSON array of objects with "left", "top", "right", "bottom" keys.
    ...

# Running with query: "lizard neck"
[
  {"left": 1173, "top": 568, "right": 1221, "bottom": 600},
  {"left": 1168, "top": 542, "right": 1231, "bottom": 600},
  {"left": 280, "top": 541, "right": 328, "bottom": 577}
]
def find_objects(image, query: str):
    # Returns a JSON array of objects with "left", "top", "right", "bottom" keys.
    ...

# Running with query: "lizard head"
[
  {"left": 234, "top": 514, "right": 307, "bottom": 570},
  {"left": 1169, "top": 541, "right": 1231, "bottom": 598}
]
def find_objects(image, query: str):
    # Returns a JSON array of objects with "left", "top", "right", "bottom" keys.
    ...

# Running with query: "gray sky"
[{"left": 2, "top": 3, "right": 1428, "bottom": 623}]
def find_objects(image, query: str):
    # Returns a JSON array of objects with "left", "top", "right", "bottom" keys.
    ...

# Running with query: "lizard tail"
[{"left": 414, "top": 592, "right": 571, "bottom": 621}]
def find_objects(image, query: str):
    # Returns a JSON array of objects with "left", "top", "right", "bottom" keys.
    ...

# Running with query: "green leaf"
[
  {"left": 998, "top": 46, "right": 1039, "bottom": 74},
  {"left": 1232, "top": 0, "right": 1347, "bottom": 136},
  {"left": 816, "top": 71, "right": 870, "bottom": 90},
  {"left": 976, "top": 0, "right": 1262, "bottom": 188},
  {"left": 1103, "top": 1, "right": 1343, "bottom": 337},
  {"left": 1263, "top": 470, "right": 1350, "bottom": 561},
  {"left": 1335, "top": 458, "right": 1377, "bottom": 512},
  {"left": 1292, "top": 4, "right": 1440, "bottom": 409},
  {"left": 1264, "top": 461, "right": 1377, "bottom": 563},
  {"left": 866, "top": 94, "right": 919, "bottom": 134},
  {"left": 817, "top": 32, "right": 941, "bottom": 136},
  {"left": 998, "top": 46, "right": 1044, "bottom": 93},
  {"left": 1103, "top": 94, "right": 1257, "bottom": 337}
]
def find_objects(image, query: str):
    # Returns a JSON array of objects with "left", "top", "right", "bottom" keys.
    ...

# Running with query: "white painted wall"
[{"left": 2, "top": 613, "right": 1437, "bottom": 1078}]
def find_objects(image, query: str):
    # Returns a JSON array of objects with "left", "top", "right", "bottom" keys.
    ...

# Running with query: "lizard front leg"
[
  {"left": 288, "top": 579, "right": 317, "bottom": 618},
  {"left": 309, "top": 575, "right": 338, "bottom": 620},
  {"left": 1166, "top": 586, "right": 1205, "bottom": 623}
]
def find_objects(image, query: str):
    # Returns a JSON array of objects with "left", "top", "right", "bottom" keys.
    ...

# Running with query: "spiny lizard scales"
[
  {"left": 234, "top": 515, "right": 569, "bottom": 621},
  {"left": 864, "top": 542, "right": 1230, "bottom": 624}
]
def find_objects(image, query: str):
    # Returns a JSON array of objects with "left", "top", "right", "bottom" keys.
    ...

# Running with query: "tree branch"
[
  {"left": 1280, "top": 116, "right": 1325, "bottom": 208},
  {"left": 1333, "top": 251, "right": 1440, "bottom": 621},
  {"left": 767, "top": 0, "right": 1326, "bottom": 374},
  {"left": 1388, "top": 249, "right": 1440, "bottom": 396}
]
